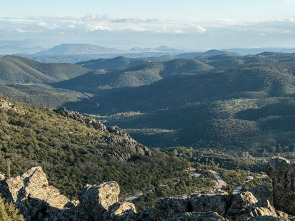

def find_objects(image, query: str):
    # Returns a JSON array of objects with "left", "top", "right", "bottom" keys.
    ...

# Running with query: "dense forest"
[{"left": 0, "top": 94, "right": 192, "bottom": 199}]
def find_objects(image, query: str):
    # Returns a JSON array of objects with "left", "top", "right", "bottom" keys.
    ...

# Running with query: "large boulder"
[
  {"left": 155, "top": 192, "right": 230, "bottom": 220},
  {"left": 267, "top": 157, "right": 295, "bottom": 215},
  {"left": 227, "top": 190, "right": 290, "bottom": 221},
  {"left": 107, "top": 202, "right": 137, "bottom": 221},
  {"left": 188, "top": 192, "right": 230, "bottom": 217},
  {"left": 0, "top": 166, "right": 74, "bottom": 220},
  {"left": 155, "top": 196, "right": 188, "bottom": 220},
  {"left": 75, "top": 182, "right": 120, "bottom": 220},
  {"left": 75, "top": 181, "right": 136, "bottom": 221},
  {"left": 250, "top": 185, "right": 273, "bottom": 208}
]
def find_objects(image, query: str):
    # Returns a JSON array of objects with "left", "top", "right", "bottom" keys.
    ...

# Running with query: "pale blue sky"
[
  {"left": 1, "top": 0, "right": 295, "bottom": 20},
  {"left": 1, "top": 0, "right": 295, "bottom": 50}
]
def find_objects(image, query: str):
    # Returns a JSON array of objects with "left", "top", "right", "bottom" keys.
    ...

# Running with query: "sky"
[{"left": 1, "top": 0, "right": 295, "bottom": 50}]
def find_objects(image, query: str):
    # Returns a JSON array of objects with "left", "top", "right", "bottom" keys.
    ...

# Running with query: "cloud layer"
[{"left": 0, "top": 15, "right": 295, "bottom": 49}]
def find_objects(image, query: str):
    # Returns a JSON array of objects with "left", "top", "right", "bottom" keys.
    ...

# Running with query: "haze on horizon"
[{"left": 1, "top": 0, "right": 295, "bottom": 50}]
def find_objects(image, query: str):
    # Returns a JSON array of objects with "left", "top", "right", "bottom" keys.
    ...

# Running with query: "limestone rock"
[
  {"left": 188, "top": 192, "right": 230, "bottom": 217},
  {"left": 55, "top": 107, "right": 151, "bottom": 158},
  {"left": 229, "top": 192, "right": 258, "bottom": 211},
  {"left": 266, "top": 157, "right": 295, "bottom": 215},
  {"left": 0, "top": 172, "right": 5, "bottom": 181},
  {"left": 168, "top": 211, "right": 228, "bottom": 221},
  {"left": 227, "top": 190, "right": 284, "bottom": 221},
  {"left": 0, "top": 166, "right": 74, "bottom": 220},
  {"left": 106, "top": 126, "right": 151, "bottom": 156},
  {"left": 155, "top": 192, "right": 230, "bottom": 220},
  {"left": 155, "top": 196, "right": 188, "bottom": 220},
  {"left": 107, "top": 202, "right": 137, "bottom": 221},
  {"left": 75, "top": 181, "right": 120, "bottom": 221},
  {"left": 0, "top": 99, "right": 19, "bottom": 111},
  {"left": 250, "top": 185, "right": 273, "bottom": 207},
  {"left": 55, "top": 107, "right": 107, "bottom": 131}
]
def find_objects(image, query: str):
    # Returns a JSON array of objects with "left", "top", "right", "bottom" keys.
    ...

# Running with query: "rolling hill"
[
  {"left": 0, "top": 83, "right": 89, "bottom": 108},
  {"left": 3, "top": 53, "right": 295, "bottom": 154},
  {"left": 90, "top": 62, "right": 295, "bottom": 152},
  {"left": 76, "top": 56, "right": 166, "bottom": 70},
  {"left": 0, "top": 55, "right": 90, "bottom": 84},
  {"left": 53, "top": 58, "right": 214, "bottom": 93},
  {"left": 86, "top": 63, "right": 295, "bottom": 113}
]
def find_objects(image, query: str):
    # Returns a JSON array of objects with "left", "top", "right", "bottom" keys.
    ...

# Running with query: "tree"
[{"left": 0, "top": 195, "right": 24, "bottom": 221}]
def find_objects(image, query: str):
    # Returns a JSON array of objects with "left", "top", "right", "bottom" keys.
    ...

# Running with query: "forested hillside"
[
  {"left": 0, "top": 94, "right": 190, "bottom": 199},
  {"left": 0, "top": 56, "right": 89, "bottom": 84},
  {"left": 2, "top": 53, "right": 295, "bottom": 154},
  {"left": 53, "top": 58, "right": 214, "bottom": 93}
]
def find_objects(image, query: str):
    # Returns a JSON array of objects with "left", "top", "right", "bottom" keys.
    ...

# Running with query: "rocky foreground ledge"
[{"left": 0, "top": 157, "right": 294, "bottom": 220}]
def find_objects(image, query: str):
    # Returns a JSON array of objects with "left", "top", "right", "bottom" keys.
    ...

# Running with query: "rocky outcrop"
[
  {"left": 75, "top": 182, "right": 121, "bottom": 220},
  {"left": 267, "top": 157, "right": 295, "bottom": 215},
  {"left": 105, "top": 126, "right": 151, "bottom": 157},
  {"left": 228, "top": 191, "right": 277, "bottom": 220},
  {"left": 167, "top": 211, "right": 228, "bottom": 221},
  {"left": 154, "top": 192, "right": 230, "bottom": 220},
  {"left": 3, "top": 158, "right": 295, "bottom": 220},
  {"left": 55, "top": 107, "right": 107, "bottom": 131},
  {"left": 0, "top": 99, "right": 19, "bottom": 111},
  {"left": 0, "top": 166, "right": 75, "bottom": 220},
  {"left": 55, "top": 107, "right": 151, "bottom": 157},
  {"left": 0, "top": 168, "right": 137, "bottom": 221},
  {"left": 0, "top": 172, "right": 5, "bottom": 181},
  {"left": 75, "top": 181, "right": 137, "bottom": 221},
  {"left": 154, "top": 189, "right": 286, "bottom": 221}
]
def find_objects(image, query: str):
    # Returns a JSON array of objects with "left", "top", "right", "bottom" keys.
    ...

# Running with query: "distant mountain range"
[
  {"left": 0, "top": 40, "right": 45, "bottom": 54},
  {"left": 35, "top": 43, "right": 121, "bottom": 55},
  {"left": 75, "top": 50, "right": 238, "bottom": 70},
  {"left": 18, "top": 44, "right": 238, "bottom": 63}
]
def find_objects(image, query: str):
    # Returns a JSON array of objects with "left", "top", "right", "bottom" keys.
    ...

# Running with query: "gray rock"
[
  {"left": 107, "top": 202, "right": 137, "bottom": 221},
  {"left": 168, "top": 211, "right": 228, "bottom": 221},
  {"left": 75, "top": 181, "right": 136, "bottom": 221},
  {"left": 55, "top": 107, "right": 151, "bottom": 158},
  {"left": 251, "top": 185, "right": 273, "bottom": 207},
  {"left": 0, "top": 172, "right": 5, "bottom": 181},
  {"left": 188, "top": 192, "right": 230, "bottom": 217},
  {"left": 227, "top": 190, "right": 289, "bottom": 221},
  {"left": 0, "top": 166, "right": 74, "bottom": 221},
  {"left": 267, "top": 157, "right": 295, "bottom": 215},
  {"left": 155, "top": 196, "right": 188, "bottom": 221},
  {"left": 75, "top": 181, "right": 120, "bottom": 221},
  {"left": 155, "top": 192, "right": 230, "bottom": 220}
]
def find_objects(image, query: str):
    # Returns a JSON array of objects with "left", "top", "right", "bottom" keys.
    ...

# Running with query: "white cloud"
[
  {"left": 38, "top": 21, "right": 47, "bottom": 27},
  {"left": 15, "top": 28, "right": 27, "bottom": 33},
  {"left": 174, "top": 29, "right": 184, "bottom": 34},
  {"left": 196, "top": 25, "right": 206, "bottom": 33},
  {"left": 1, "top": 15, "right": 295, "bottom": 40},
  {"left": 87, "top": 24, "right": 112, "bottom": 31}
]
